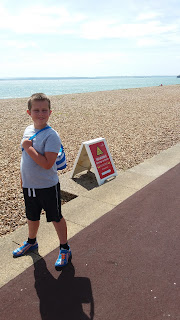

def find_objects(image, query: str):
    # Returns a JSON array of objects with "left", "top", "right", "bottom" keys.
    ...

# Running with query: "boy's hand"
[
  {"left": 22, "top": 139, "right": 32, "bottom": 151},
  {"left": 22, "top": 139, "right": 57, "bottom": 169}
]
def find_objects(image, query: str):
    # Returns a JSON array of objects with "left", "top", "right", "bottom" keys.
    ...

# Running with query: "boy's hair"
[{"left": 28, "top": 93, "right": 51, "bottom": 110}]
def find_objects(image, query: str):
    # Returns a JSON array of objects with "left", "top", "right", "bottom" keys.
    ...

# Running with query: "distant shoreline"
[
  {"left": 0, "top": 77, "right": 179, "bottom": 100},
  {"left": 0, "top": 75, "right": 178, "bottom": 81},
  {"left": 0, "top": 84, "right": 180, "bottom": 101}
]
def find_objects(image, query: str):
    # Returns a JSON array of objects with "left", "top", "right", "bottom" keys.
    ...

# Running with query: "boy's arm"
[{"left": 22, "top": 139, "right": 57, "bottom": 169}]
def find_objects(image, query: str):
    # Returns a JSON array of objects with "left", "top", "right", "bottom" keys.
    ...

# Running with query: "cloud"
[
  {"left": 0, "top": 2, "right": 178, "bottom": 42},
  {"left": 0, "top": 4, "right": 86, "bottom": 34},
  {"left": 1, "top": 47, "right": 180, "bottom": 77},
  {"left": 22, "top": 51, "right": 126, "bottom": 67},
  {"left": 1, "top": 0, "right": 180, "bottom": 77},
  {"left": 136, "top": 38, "right": 159, "bottom": 47},
  {"left": 0, "top": 51, "right": 128, "bottom": 77},
  {"left": 80, "top": 20, "right": 177, "bottom": 40},
  {"left": 4, "top": 40, "right": 38, "bottom": 49},
  {"left": 136, "top": 11, "right": 162, "bottom": 21}
]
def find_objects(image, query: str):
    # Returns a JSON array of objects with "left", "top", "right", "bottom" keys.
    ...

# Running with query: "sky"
[{"left": 0, "top": 0, "right": 180, "bottom": 77}]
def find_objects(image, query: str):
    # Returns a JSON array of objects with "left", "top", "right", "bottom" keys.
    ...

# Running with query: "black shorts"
[{"left": 23, "top": 182, "right": 63, "bottom": 222}]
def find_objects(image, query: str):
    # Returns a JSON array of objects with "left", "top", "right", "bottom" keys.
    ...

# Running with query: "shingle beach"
[{"left": 0, "top": 85, "right": 179, "bottom": 236}]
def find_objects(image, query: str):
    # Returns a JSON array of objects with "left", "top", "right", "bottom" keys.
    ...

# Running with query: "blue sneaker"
[
  {"left": 13, "top": 241, "right": 38, "bottom": 257},
  {"left": 55, "top": 246, "right": 72, "bottom": 270}
]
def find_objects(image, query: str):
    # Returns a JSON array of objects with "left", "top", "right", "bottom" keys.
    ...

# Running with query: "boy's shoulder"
[
  {"left": 48, "top": 126, "right": 60, "bottom": 137},
  {"left": 24, "top": 124, "right": 34, "bottom": 134},
  {"left": 24, "top": 125, "right": 57, "bottom": 134},
  {"left": 23, "top": 125, "right": 60, "bottom": 140},
  {"left": 45, "top": 127, "right": 61, "bottom": 143},
  {"left": 25, "top": 124, "right": 34, "bottom": 130}
]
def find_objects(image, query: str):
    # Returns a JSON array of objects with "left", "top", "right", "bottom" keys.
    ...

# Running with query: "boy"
[{"left": 13, "top": 93, "right": 71, "bottom": 270}]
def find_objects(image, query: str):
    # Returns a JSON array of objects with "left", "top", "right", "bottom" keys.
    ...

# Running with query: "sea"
[{"left": 0, "top": 76, "right": 180, "bottom": 99}]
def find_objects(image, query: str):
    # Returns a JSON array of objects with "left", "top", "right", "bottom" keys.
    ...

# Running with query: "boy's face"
[{"left": 27, "top": 100, "right": 52, "bottom": 129}]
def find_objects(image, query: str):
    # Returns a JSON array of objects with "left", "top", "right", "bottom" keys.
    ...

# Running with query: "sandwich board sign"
[{"left": 71, "top": 137, "right": 117, "bottom": 185}]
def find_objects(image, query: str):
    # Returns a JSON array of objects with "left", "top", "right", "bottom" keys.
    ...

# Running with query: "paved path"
[{"left": 1, "top": 162, "right": 180, "bottom": 320}]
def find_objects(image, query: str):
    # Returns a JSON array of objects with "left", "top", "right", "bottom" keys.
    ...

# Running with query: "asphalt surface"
[{"left": 1, "top": 161, "right": 180, "bottom": 320}]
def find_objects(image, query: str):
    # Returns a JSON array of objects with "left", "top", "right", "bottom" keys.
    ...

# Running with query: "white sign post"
[{"left": 71, "top": 137, "right": 117, "bottom": 186}]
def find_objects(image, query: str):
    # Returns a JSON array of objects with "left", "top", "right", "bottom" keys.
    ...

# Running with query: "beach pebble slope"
[{"left": 0, "top": 85, "right": 179, "bottom": 236}]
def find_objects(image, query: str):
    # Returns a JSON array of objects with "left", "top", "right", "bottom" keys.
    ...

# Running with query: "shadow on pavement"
[
  {"left": 72, "top": 171, "right": 98, "bottom": 191},
  {"left": 32, "top": 254, "right": 94, "bottom": 320}
]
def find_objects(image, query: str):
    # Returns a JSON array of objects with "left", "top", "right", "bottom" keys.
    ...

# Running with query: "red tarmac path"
[{"left": 0, "top": 163, "right": 180, "bottom": 320}]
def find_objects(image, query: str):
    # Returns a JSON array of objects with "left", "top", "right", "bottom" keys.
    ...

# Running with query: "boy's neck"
[{"left": 33, "top": 123, "right": 48, "bottom": 130}]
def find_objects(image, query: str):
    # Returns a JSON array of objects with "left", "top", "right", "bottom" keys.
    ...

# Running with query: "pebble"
[{"left": 0, "top": 86, "right": 179, "bottom": 236}]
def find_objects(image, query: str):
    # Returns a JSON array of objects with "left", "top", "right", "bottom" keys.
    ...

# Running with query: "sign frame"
[{"left": 71, "top": 137, "right": 117, "bottom": 185}]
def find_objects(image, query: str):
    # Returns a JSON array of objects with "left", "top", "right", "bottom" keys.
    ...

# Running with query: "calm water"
[{"left": 0, "top": 76, "right": 180, "bottom": 99}]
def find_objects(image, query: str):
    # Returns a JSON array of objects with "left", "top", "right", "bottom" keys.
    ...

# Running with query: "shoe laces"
[{"left": 61, "top": 253, "right": 66, "bottom": 261}]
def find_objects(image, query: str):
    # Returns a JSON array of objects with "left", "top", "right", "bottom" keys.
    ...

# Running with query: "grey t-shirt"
[{"left": 20, "top": 125, "right": 61, "bottom": 188}]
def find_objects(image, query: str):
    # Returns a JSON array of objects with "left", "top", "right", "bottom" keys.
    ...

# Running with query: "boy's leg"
[
  {"left": 12, "top": 219, "right": 39, "bottom": 258},
  {"left": 52, "top": 217, "right": 67, "bottom": 244},
  {"left": 43, "top": 183, "right": 72, "bottom": 269},
  {"left": 13, "top": 187, "right": 41, "bottom": 257},
  {"left": 53, "top": 218, "right": 72, "bottom": 270},
  {"left": 28, "top": 219, "right": 40, "bottom": 239}
]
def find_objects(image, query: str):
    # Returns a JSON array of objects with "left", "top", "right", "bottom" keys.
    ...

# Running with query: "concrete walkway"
[{"left": 0, "top": 142, "right": 180, "bottom": 289}]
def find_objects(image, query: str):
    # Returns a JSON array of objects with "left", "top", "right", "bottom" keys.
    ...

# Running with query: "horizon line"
[{"left": 0, "top": 75, "right": 178, "bottom": 80}]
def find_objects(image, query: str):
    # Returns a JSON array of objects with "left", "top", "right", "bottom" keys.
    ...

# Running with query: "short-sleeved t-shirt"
[{"left": 20, "top": 125, "right": 61, "bottom": 188}]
